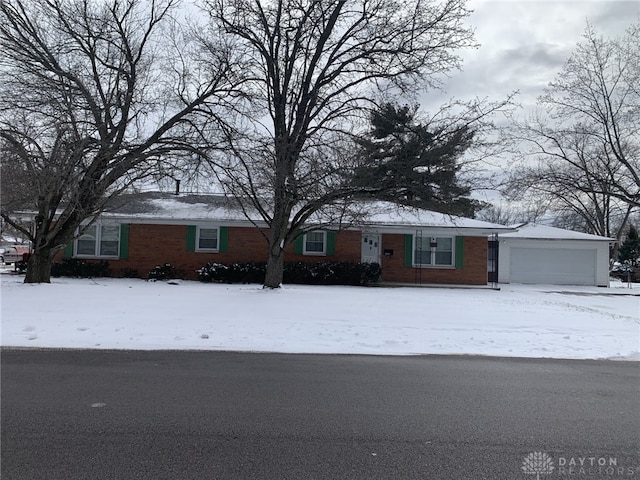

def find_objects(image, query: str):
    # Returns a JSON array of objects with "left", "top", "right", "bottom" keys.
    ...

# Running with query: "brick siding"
[
  {"left": 379, "top": 234, "right": 487, "bottom": 285},
  {"left": 57, "top": 224, "right": 487, "bottom": 284}
]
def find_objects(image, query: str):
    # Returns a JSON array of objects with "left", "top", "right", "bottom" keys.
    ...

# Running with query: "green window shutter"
[
  {"left": 455, "top": 236, "right": 465, "bottom": 268},
  {"left": 219, "top": 226, "right": 228, "bottom": 252},
  {"left": 119, "top": 224, "right": 130, "bottom": 259},
  {"left": 63, "top": 242, "right": 73, "bottom": 258},
  {"left": 404, "top": 234, "right": 413, "bottom": 267},
  {"left": 186, "top": 225, "right": 196, "bottom": 252},
  {"left": 294, "top": 234, "right": 303, "bottom": 254},
  {"left": 326, "top": 232, "right": 336, "bottom": 255}
]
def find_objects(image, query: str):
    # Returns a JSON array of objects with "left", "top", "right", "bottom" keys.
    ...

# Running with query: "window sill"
[
  {"left": 412, "top": 264, "right": 455, "bottom": 269},
  {"left": 302, "top": 252, "right": 327, "bottom": 256}
]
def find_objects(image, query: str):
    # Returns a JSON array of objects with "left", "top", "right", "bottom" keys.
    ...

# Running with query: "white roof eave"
[
  {"left": 17, "top": 211, "right": 519, "bottom": 236},
  {"left": 501, "top": 223, "right": 616, "bottom": 242},
  {"left": 502, "top": 235, "right": 615, "bottom": 242},
  {"left": 339, "top": 223, "right": 518, "bottom": 236}
]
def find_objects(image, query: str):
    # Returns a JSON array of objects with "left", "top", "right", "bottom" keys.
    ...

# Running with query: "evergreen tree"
[
  {"left": 350, "top": 103, "right": 482, "bottom": 217},
  {"left": 618, "top": 225, "right": 640, "bottom": 266}
]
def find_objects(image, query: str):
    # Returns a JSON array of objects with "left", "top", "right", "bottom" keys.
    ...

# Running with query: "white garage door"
[{"left": 510, "top": 247, "right": 597, "bottom": 285}]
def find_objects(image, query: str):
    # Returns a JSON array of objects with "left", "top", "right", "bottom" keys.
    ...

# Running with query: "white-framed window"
[
  {"left": 303, "top": 231, "right": 326, "bottom": 255},
  {"left": 75, "top": 224, "right": 120, "bottom": 258},
  {"left": 196, "top": 226, "right": 219, "bottom": 251},
  {"left": 414, "top": 236, "right": 454, "bottom": 266}
]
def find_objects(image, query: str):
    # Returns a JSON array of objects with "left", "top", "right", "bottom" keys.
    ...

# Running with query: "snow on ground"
[{"left": 1, "top": 270, "right": 638, "bottom": 360}]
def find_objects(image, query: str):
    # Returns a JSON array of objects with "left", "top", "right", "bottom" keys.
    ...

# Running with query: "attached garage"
[
  {"left": 510, "top": 247, "right": 596, "bottom": 285},
  {"left": 497, "top": 224, "right": 613, "bottom": 287}
]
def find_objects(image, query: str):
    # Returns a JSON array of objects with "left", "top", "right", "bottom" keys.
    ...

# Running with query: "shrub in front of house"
[
  {"left": 284, "top": 261, "right": 381, "bottom": 286},
  {"left": 147, "top": 263, "right": 183, "bottom": 281},
  {"left": 284, "top": 261, "right": 338, "bottom": 284},
  {"left": 197, "top": 261, "right": 381, "bottom": 286},
  {"left": 197, "top": 262, "right": 266, "bottom": 284},
  {"left": 353, "top": 261, "right": 382, "bottom": 286},
  {"left": 196, "top": 262, "right": 228, "bottom": 283},
  {"left": 51, "top": 258, "right": 110, "bottom": 278}
]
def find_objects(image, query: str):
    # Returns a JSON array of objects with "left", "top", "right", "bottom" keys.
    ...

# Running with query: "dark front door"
[{"left": 488, "top": 240, "right": 499, "bottom": 283}]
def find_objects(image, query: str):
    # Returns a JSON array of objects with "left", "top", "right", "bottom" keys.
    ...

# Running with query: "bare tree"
[
  {"left": 198, "top": 0, "right": 483, "bottom": 288},
  {"left": 0, "top": 0, "right": 238, "bottom": 283},
  {"left": 476, "top": 202, "right": 549, "bottom": 227},
  {"left": 505, "top": 117, "right": 635, "bottom": 240},
  {"left": 505, "top": 22, "right": 639, "bottom": 236}
]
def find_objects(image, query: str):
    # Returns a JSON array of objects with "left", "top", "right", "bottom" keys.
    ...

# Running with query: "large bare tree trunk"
[
  {"left": 264, "top": 242, "right": 285, "bottom": 289},
  {"left": 263, "top": 202, "right": 290, "bottom": 288},
  {"left": 24, "top": 246, "right": 54, "bottom": 284}
]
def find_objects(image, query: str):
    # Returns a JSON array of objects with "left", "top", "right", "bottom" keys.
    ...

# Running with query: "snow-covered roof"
[
  {"left": 501, "top": 223, "right": 615, "bottom": 241},
  {"left": 357, "top": 202, "right": 514, "bottom": 233},
  {"left": 104, "top": 193, "right": 243, "bottom": 221},
  {"left": 98, "top": 192, "right": 515, "bottom": 234}
]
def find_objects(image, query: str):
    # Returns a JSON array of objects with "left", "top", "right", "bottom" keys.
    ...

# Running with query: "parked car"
[{"left": 0, "top": 245, "right": 29, "bottom": 265}]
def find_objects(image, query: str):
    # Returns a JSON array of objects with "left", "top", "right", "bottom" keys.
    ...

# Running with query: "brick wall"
[
  {"left": 125, "top": 225, "right": 271, "bottom": 278},
  {"left": 287, "top": 230, "right": 362, "bottom": 264},
  {"left": 56, "top": 223, "right": 487, "bottom": 284},
  {"left": 59, "top": 224, "right": 362, "bottom": 280},
  {"left": 379, "top": 234, "right": 487, "bottom": 285}
]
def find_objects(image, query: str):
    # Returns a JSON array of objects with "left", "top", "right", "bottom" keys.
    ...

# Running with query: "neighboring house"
[
  {"left": 57, "top": 192, "right": 516, "bottom": 285},
  {"left": 497, "top": 223, "right": 614, "bottom": 287}
]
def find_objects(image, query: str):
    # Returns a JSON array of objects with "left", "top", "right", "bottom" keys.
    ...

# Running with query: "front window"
[
  {"left": 100, "top": 225, "right": 120, "bottom": 256},
  {"left": 414, "top": 236, "right": 432, "bottom": 265},
  {"left": 197, "top": 227, "right": 219, "bottom": 251},
  {"left": 77, "top": 225, "right": 98, "bottom": 255},
  {"left": 304, "top": 231, "right": 326, "bottom": 254},
  {"left": 434, "top": 237, "right": 453, "bottom": 265},
  {"left": 75, "top": 224, "right": 120, "bottom": 258},
  {"left": 414, "top": 236, "right": 453, "bottom": 266}
]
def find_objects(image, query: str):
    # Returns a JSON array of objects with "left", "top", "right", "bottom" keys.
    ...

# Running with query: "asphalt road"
[{"left": 1, "top": 350, "right": 639, "bottom": 480}]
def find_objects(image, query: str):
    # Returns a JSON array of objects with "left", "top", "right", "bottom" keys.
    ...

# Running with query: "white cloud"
[{"left": 421, "top": 0, "right": 640, "bottom": 112}]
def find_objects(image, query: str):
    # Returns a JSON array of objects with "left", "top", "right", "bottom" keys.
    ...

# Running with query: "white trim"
[
  {"left": 21, "top": 210, "right": 518, "bottom": 236},
  {"left": 115, "top": 218, "right": 512, "bottom": 236},
  {"left": 303, "top": 231, "right": 327, "bottom": 256},
  {"left": 413, "top": 236, "right": 455, "bottom": 267},
  {"left": 195, "top": 225, "right": 220, "bottom": 252},
  {"left": 74, "top": 223, "right": 121, "bottom": 259}
]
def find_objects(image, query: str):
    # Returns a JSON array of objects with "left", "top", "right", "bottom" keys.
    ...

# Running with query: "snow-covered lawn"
[{"left": 1, "top": 271, "right": 638, "bottom": 360}]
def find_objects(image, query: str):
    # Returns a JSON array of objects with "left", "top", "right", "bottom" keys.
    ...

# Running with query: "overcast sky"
[
  {"left": 422, "top": 0, "right": 639, "bottom": 113},
  {"left": 177, "top": 0, "right": 638, "bottom": 200}
]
